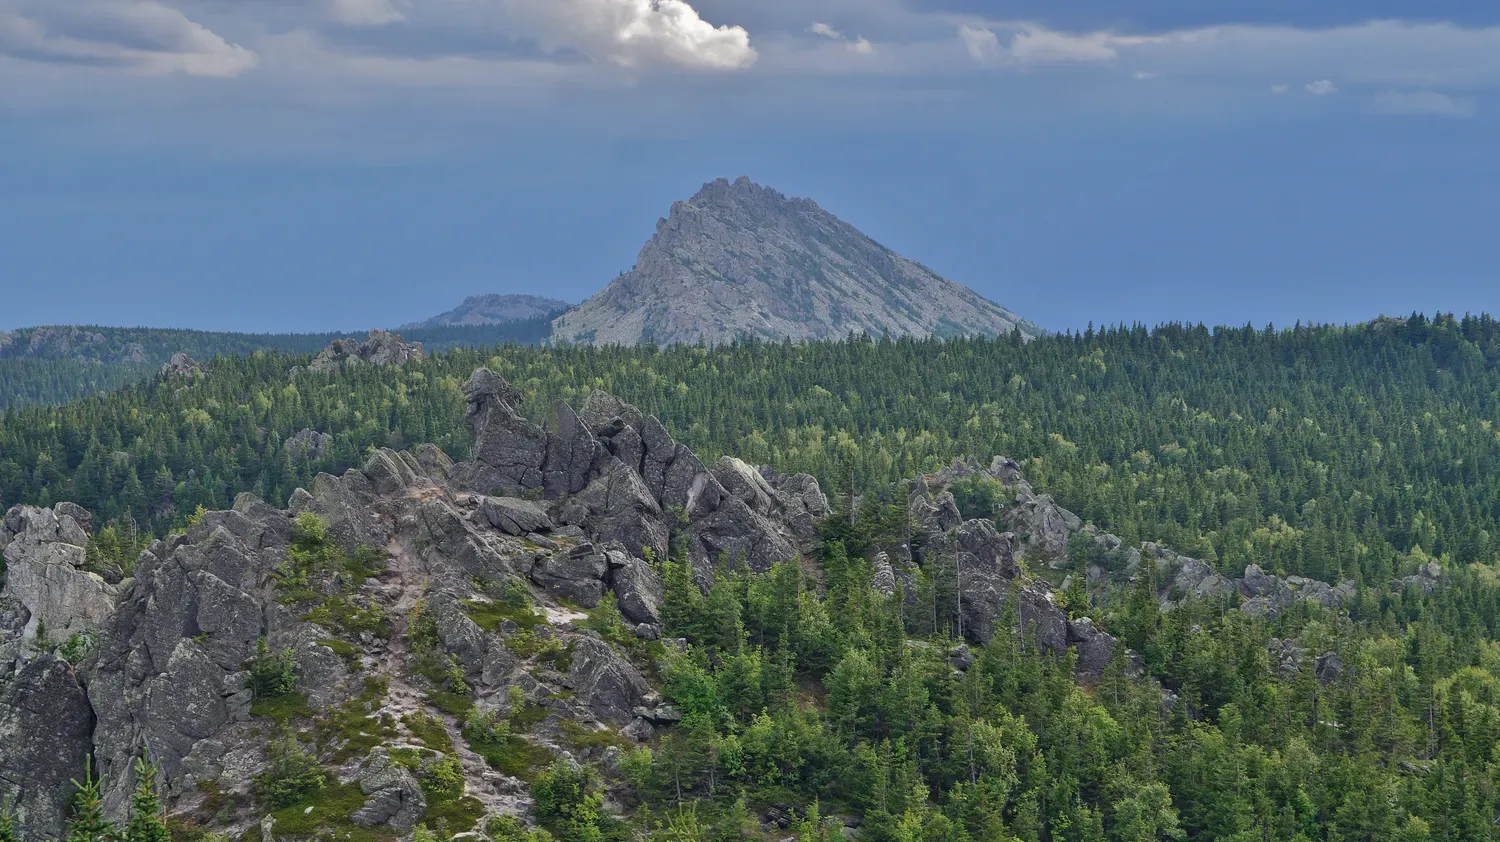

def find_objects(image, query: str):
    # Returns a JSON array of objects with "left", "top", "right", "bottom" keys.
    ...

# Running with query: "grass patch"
[
  {"left": 317, "top": 638, "right": 362, "bottom": 663},
  {"left": 268, "top": 779, "right": 393, "bottom": 842},
  {"left": 425, "top": 689, "right": 474, "bottom": 719},
  {"left": 250, "top": 692, "right": 313, "bottom": 724},
  {"left": 462, "top": 598, "right": 544, "bottom": 632},
  {"left": 424, "top": 795, "right": 487, "bottom": 837},
  {"left": 468, "top": 735, "right": 553, "bottom": 782},
  {"left": 402, "top": 710, "right": 455, "bottom": 753},
  {"left": 304, "top": 596, "right": 391, "bottom": 640},
  {"left": 511, "top": 703, "right": 550, "bottom": 730}
]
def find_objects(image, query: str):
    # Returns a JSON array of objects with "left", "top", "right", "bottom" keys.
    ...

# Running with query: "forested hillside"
[
  {"left": 0, "top": 320, "right": 555, "bottom": 409},
  {"left": 6, "top": 314, "right": 1500, "bottom": 842},
  {"left": 3, "top": 314, "right": 1499, "bottom": 589}
]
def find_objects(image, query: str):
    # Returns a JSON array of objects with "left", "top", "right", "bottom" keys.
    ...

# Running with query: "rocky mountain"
[
  {"left": 551, "top": 177, "right": 1038, "bottom": 346},
  {"left": 0, "top": 368, "right": 1173, "bottom": 840},
  {"left": 404, "top": 296, "right": 572, "bottom": 330}
]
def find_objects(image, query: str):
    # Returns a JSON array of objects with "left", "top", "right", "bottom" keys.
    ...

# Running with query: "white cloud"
[
  {"left": 0, "top": 0, "right": 257, "bottom": 76},
  {"left": 468, "top": 0, "right": 758, "bottom": 70},
  {"left": 1305, "top": 79, "right": 1338, "bottom": 94},
  {"left": 809, "top": 20, "right": 874, "bottom": 55},
  {"left": 1271, "top": 84, "right": 1289, "bottom": 93},
  {"left": 1009, "top": 26, "right": 1120, "bottom": 63},
  {"left": 326, "top": 0, "right": 404, "bottom": 26},
  {"left": 958, "top": 24, "right": 1000, "bottom": 65},
  {"left": 1132, "top": 70, "right": 1157, "bottom": 79},
  {"left": 1370, "top": 89, "right": 1476, "bottom": 117}
]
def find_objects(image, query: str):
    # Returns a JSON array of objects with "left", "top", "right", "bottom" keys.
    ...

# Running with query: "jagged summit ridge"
[{"left": 551, "top": 177, "right": 1037, "bottom": 346}]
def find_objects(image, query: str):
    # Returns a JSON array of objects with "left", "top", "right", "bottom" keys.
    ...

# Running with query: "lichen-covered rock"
[
  {"left": 1002, "top": 491, "right": 1081, "bottom": 568},
  {"left": 481, "top": 497, "right": 554, "bottom": 537},
  {"left": 605, "top": 548, "right": 663, "bottom": 626},
  {"left": 569, "top": 637, "right": 651, "bottom": 726},
  {"left": 351, "top": 748, "right": 427, "bottom": 832},
  {"left": 0, "top": 654, "right": 93, "bottom": 841},
  {"left": 530, "top": 545, "right": 609, "bottom": 607},
  {"left": 0, "top": 504, "right": 119, "bottom": 667}
]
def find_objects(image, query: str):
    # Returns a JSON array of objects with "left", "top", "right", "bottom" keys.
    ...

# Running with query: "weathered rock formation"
[
  {"left": 551, "top": 177, "right": 1037, "bottom": 346},
  {"left": 304, "top": 330, "right": 424, "bottom": 375}
]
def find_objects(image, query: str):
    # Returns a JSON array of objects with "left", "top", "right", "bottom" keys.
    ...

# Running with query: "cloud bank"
[
  {"left": 0, "top": 0, "right": 257, "bottom": 76},
  {"left": 1371, "top": 89, "right": 1476, "bottom": 117}
]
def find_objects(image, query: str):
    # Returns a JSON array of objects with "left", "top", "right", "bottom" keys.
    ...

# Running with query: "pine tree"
[
  {"left": 124, "top": 756, "right": 170, "bottom": 842},
  {"left": 66, "top": 757, "right": 116, "bottom": 842},
  {"left": 0, "top": 800, "right": 17, "bottom": 842}
]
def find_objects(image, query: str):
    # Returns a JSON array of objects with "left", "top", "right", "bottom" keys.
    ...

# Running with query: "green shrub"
[
  {"left": 254, "top": 729, "right": 326, "bottom": 808},
  {"left": 246, "top": 638, "right": 298, "bottom": 699}
]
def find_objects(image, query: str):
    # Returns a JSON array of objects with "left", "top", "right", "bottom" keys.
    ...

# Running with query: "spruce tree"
[
  {"left": 66, "top": 757, "right": 116, "bottom": 842},
  {"left": 124, "top": 757, "right": 170, "bottom": 842},
  {"left": 0, "top": 800, "right": 17, "bottom": 842}
]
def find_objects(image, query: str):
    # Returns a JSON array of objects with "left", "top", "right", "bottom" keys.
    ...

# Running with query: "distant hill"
[
  {"left": 0, "top": 321, "right": 555, "bottom": 409},
  {"left": 551, "top": 177, "right": 1037, "bottom": 346},
  {"left": 402, "top": 294, "right": 572, "bottom": 329}
]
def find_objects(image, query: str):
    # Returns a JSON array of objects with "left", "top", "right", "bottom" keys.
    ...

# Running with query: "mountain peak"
[{"left": 551, "top": 178, "right": 1035, "bottom": 346}]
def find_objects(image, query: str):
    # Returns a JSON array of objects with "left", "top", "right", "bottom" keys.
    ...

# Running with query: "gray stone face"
[
  {"left": 0, "top": 504, "right": 119, "bottom": 669},
  {"left": 481, "top": 497, "right": 555, "bottom": 536},
  {"left": 284, "top": 428, "right": 332, "bottom": 463},
  {"left": 0, "top": 655, "right": 93, "bottom": 841},
  {"left": 550, "top": 177, "right": 1036, "bottom": 346},
  {"left": 456, "top": 369, "right": 548, "bottom": 495},
  {"left": 306, "top": 330, "right": 424, "bottom": 375},
  {"left": 1002, "top": 491, "right": 1081, "bottom": 568},
  {"left": 352, "top": 748, "right": 427, "bottom": 832},
  {"left": 569, "top": 637, "right": 652, "bottom": 726},
  {"left": 1067, "top": 617, "right": 1121, "bottom": 679},
  {"left": 531, "top": 545, "right": 609, "bottom": 607},
  {"left": 605, "top": 549, "right": 664, "bottom": 626}
]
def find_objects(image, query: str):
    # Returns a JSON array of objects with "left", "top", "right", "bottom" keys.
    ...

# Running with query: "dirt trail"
[{"left": 378, "top": 533, "right": 528, "bottom": 819}]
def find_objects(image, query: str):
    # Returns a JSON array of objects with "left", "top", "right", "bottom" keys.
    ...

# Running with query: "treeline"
[
  {"left": 4, "top": 314, "right": 1500, "bottom": 590},
  {"left": 0, "top": 319, "right": 556, "bottom": 409}
]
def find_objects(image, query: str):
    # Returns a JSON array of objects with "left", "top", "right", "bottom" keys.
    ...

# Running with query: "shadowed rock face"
[
  {"left": 0, "top": 655, "right": 94, "bottom": 840},
  {"left": 551, "top": 177, "right": 1037, "bottom": 347}
]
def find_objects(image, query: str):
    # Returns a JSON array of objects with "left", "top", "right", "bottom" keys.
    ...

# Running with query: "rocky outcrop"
[
  {"left": 453, "top": 371, "right": 801, "bottom": 582},
  {"left": 0, "top": 655, "right": 94, "bottom": 840},
  {"left": 284, "top": 428, "right": 332, "bottom": 463},
  {"left": 481, "top": 497, "right": 554, "bottom": 537},
  {"left": 160, "top": 352, "right": 204, "bottom": 379},
  {"left": 1394, "top": 562, "right": 1448, "bottom": 595},
  {"left": 0, "top": 503, "right": 119, "bottom": 672},
  {"left": 568, "top": 637, "right": 651, "bottom": 726},
  {"left": 550, "top": 177, "right": 1037, "bottom": 347},
  {"left": 304, "top": 330, "right": 424, "bottom": 375},
  {"left": 351, "top": 748, "right": 426, "bottom": 832}
]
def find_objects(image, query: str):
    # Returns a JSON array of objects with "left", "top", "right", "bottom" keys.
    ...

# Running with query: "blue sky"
[{"left": 1, "top": 1, "right": 1497, "bottom": 334}]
